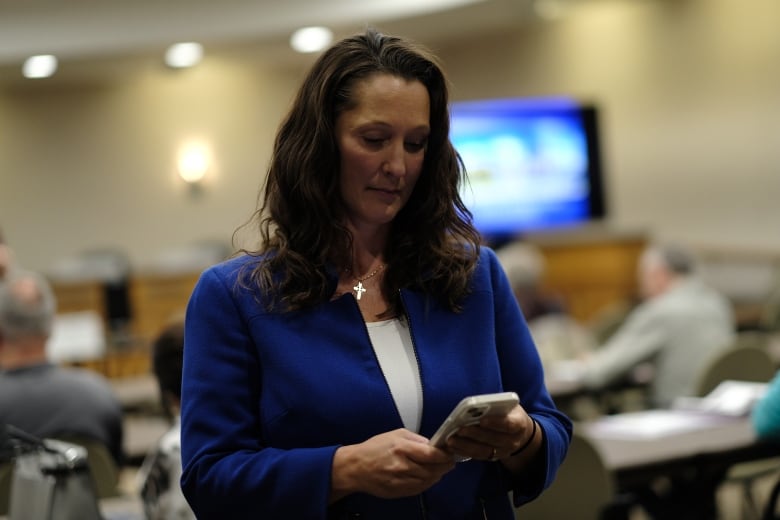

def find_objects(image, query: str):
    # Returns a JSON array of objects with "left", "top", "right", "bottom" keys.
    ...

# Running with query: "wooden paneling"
[
  {"left": 129, "top": 271, "right": 200, "bottom": 342},
  {"left": 49, "top": 279, "right": 106, "bottom": 320},
  {"left": 530, "top": 233, "right": 647, "bottom": 323}
]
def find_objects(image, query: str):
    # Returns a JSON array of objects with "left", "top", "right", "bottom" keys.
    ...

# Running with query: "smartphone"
[{"left": 429, "top": 391, "right": 519, "bottom": 449}]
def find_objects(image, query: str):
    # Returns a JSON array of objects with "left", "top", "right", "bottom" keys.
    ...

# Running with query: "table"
[
  {"left": 111, "top": 374, "right": 160, "bottom": 412},
  {"left": 123, "top": 414, "right": 171, "bottom": 465},
  {"left": 580, "top": 409, "right": 779, "bottom": 492},
  {"left": 546, "top": 363, "right": 652, "bottom": 421}
]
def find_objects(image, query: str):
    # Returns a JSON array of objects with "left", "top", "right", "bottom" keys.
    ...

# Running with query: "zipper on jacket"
[
  {"left": 397, "top": 290, "right": 424, "bottom": 412},
  {"left": 418, "top": 494, "right": 429, "bottom": 520},
  {"left": 350, "top": 291, "right": 429, "bottom": 520},
  {"left": 399, "top": 291, "right": 429, "bottom": 520}
]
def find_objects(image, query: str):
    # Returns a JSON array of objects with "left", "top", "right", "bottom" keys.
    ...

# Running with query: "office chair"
[
  {"left": 694, "top": 340, "right": 779, "bottom": 520},
  {"left": 694, "top": 342, "right": 775, "bottom": 398},
  {"left": 759, "top": 283, "right": 780, "bottom": 332},
  {"left": 0, "top": 436, "right": 117, "bottom": 516},
  {"left": 55, "top": 435, "right": 120, "bottom": 499},
  {"left": 516, "top": 428, "right": 635, "bottom": 520},
  {"left": 764, "top": 472, "right": 780, "bottom": 520}
]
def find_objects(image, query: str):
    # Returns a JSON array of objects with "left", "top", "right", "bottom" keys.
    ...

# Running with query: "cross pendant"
[{"left": 353, "top": 281, "right": 367, "bottom": 300}]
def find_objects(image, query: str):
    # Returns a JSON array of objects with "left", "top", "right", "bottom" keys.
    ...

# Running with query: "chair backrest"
[
  {"left": 0, "top": 436, "right": 118, "bottom": 516},
  {"left": 516, "top": 429, "right": 615, "bottom": 519},
  {"left": 55, "top": 435, "right": 120, "bottom": 499},
  {"left": 764, "top": 471, "right": 780, "bottom": 520},
  {"left": 694, "top": 343, "right": 777, "bottom": 397},
  {"left": 760, "top": 283, "right": 780, "bottom": 332}
]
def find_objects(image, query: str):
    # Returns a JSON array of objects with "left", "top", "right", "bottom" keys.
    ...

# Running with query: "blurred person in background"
[
  {"left": 137, "top": 316, "right": 195, "bottom": 520},
  {"left": 497, "top": 240, "right": 597, "bottom": 369},
  {"left": 0, "top": 269, "right": 124, "bottom": 464},
  {"left": 752, "top": 369, "right": 780, "bottom": 440},
  {"left": 495, "top": 241, "right": 564, "bottom": 322},
  {"left": 570, "top": 242, "right": 736, "bottom": 408}
]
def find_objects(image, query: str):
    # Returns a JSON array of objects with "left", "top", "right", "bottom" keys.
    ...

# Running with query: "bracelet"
[{"left": 510, "top": 417, "right": 537, "bottom": 456}]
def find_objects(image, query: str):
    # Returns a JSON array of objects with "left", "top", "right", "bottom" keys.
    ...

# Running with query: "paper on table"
[
  {"left": 672, "top": 380, "right": 769, "bottom": 417},
  {"left": 46, "top": 311, "right": 106, "bottom": 363},
  {"left": 584, "top": 409, "right": 737, "bottom": 440}
]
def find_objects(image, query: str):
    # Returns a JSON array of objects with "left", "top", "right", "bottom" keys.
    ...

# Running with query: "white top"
[{"left": 366, "top": 318, "right": 423, "bottom": 432}]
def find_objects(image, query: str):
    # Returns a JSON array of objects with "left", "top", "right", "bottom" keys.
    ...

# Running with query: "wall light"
[
  {"left": 177, "top": 141, "right": 211, "bottom": 185},
  {"left": 290, "top": 26, "right": 333, "bottom": 54},
  {"left": 23, "top": 54, "right": 58, "bottom": 79},
  {"left": 165, "top": 42, "right": 204, "bottom": 68}
]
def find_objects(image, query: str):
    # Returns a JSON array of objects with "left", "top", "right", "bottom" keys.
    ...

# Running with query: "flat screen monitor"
[{"left": 450, "top": 97, "right": 606, "bottom": 243}]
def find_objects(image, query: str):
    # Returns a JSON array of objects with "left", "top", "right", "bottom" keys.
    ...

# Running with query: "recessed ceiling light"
[
  {"left": 22, "top": 54, "right": 58, "bottom": 79},
  {"left": 165, "top": 42, "right": 204, "bottom": 68},
  {"left": 290, "top": 26, "right": 333, "bottom": 54}
]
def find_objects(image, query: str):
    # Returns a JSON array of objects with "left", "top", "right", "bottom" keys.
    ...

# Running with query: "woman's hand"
[
  {"left": 444, "top": 404, "right": 540, "bottom": 468},
  {"left": 331, "top": 428, "right": 456, "bottom": 502}
]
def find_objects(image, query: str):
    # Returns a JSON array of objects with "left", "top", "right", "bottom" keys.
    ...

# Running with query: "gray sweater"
[
  {"left": 0, "top": 363, "right": 124, "bottom": 462},
  {"left": 581, "top": 278, "right": 736, "bottom": 407}
]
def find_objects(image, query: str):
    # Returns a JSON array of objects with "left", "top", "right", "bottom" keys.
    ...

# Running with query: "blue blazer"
[{"left": 180, "top": 247, "right": 572, "bottom": 519}]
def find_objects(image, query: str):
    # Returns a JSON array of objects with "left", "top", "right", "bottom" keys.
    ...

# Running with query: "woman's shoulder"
[
  {"left": 202, "top": 252, "right": 263, "bottom": 281},
  {"left": 474, "top": 245, "right": 502, "bottom": 275},
  {"left": 463, "top": 246, "right": 507, "bottom": 292}
]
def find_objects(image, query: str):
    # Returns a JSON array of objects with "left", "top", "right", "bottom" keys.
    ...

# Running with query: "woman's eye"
[
  {"left": 363, "top": 137, "right": 386, "bottom": 146},
  {"left": 405, "top": 141, "right": 427, "bottom": 153}
]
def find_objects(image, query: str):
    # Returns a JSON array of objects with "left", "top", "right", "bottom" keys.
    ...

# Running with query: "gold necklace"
[{"left": 351, "top": 264, "right": 384, "bottom": 301}]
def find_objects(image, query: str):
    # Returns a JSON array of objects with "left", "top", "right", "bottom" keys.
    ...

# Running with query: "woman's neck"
[{"left": 344, "top": 222, "right": 388, "bottom": 276}]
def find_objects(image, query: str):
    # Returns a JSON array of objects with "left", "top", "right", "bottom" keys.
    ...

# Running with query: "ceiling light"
[
  {"left": 22, "top": 55, "right": 58, "bottom": 79},
  {"left": 165, "top": 42, "right": 204, "bottom": 68},
  {"left": 290, "top": 27, "right": 333, "bottom": 54}
]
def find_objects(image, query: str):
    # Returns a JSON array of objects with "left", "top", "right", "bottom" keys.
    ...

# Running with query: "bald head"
[{"left": 0, "top": 270, "right": 57, "bottom": 344}]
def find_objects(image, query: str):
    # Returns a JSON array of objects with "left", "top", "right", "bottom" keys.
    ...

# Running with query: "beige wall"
[{"left": 1, "top": 0, "right": 779, "bottom": 274}]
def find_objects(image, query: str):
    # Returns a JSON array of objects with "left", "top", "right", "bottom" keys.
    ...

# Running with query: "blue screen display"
[{"left": 450, "top": 97, "right": 603, "bottom": 239}]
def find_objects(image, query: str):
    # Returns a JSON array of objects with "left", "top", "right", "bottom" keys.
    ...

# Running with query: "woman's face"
[{"left": 335, "top": 73, "right": 430, "bottom": 232}]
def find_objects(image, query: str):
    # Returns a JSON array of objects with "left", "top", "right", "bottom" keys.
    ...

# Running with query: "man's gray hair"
[
  {"left": 644, "top": 243, "right": 697, "bottom": 276},
  {"left": 0, "top": 270, "right": 57, "bottom": 341}
]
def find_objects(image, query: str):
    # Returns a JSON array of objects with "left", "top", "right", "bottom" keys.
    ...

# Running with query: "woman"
[{"left": 180, "top": 28, "right": 572, "bottom": 519}]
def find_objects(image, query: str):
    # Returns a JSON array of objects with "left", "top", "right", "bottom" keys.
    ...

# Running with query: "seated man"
[
  {"left": 571, "top": 243, "right": 736, "bottom": 408},
  {"left": 0, "top": 270, "right": 124, "bottom": 464}
]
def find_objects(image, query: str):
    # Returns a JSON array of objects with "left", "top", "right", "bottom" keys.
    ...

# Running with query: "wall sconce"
[{"left": 177, "top": 140, "right": 211, "bottom": 186}]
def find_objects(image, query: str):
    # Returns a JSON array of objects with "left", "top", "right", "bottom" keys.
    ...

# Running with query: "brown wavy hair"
[{"left": 236, "top": 28, "right": 481, "bottom": 314}]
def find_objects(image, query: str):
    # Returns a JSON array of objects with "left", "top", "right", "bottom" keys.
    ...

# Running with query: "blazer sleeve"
[
  {"left": 485, "top": 249, "right": 573, "bottom": 505},
  {"left": 179, "top": 267, "right": 337, "bottom": 520}
]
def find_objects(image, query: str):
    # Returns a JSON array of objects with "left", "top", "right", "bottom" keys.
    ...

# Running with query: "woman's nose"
[{"left": 382, "top": 141, "right": 407, "bottom": 177}]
